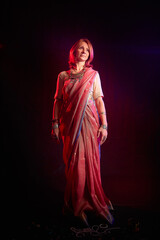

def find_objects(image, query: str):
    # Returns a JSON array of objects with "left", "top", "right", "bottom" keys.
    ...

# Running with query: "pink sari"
[{"left": 59, "top": 67, "right": 113, "bottom": 223}]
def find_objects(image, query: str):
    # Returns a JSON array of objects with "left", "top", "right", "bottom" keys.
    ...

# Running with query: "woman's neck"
[{"left": 75, "top": 62, "right": 85, "bottom": 72}]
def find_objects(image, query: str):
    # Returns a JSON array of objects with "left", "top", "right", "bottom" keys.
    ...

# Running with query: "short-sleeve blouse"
[{"left": 54, "top": 70, "right": 104, "bottom": 100}]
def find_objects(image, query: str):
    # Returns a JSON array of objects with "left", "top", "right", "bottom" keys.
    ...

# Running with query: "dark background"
[{"left": 1, "top": 1, "right": 160, "bottom": 220}]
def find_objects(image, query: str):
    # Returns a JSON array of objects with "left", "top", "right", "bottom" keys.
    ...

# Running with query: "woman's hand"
[
  {"left": 51, "top": 125, "right": 60, "bottom": 143},
  {"left": 97, "top": 126, "right": 108, "bottom": 145},
  {"left": 95, "top": 97, "right": 108, "bottom": 145}
]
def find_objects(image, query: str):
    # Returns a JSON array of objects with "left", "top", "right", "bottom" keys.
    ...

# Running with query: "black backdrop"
[{"left": 1, "top": 1, "right": 160, "bottom": 218}]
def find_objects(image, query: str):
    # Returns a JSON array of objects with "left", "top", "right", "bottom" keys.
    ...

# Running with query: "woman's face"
[{"left": 75, "top": 41, "right": 90, "bottom": 63}]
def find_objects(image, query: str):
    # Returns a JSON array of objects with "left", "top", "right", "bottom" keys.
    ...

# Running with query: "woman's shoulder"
[
  {"left": 88, "top": 67, "right": 98, "bottom": 75},
  {"left": 58, "top": 70, "right": 70, "bottom": 79}
]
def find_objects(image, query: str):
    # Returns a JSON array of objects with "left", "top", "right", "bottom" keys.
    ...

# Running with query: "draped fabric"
[{"left": 59, "top": 67, "right": 114, "bottom": 223}]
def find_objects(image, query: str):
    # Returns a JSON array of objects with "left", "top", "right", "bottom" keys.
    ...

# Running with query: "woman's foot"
[{"left": 80, "top": 212, "right": 89, "bottom": 227}]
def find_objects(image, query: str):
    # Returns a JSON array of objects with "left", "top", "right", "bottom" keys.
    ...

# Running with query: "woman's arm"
[
  {"left": 95, "top": 96, "right": 108, "bottom": 145},
  {"left": 51, "top": 72, "right": 64, "bottom": 142},
  {"left": 52, "top": 99, "right": 62, "bottom": 120},
  {"left": 51, "top": 99, "right": 62, "bottom": 142}
]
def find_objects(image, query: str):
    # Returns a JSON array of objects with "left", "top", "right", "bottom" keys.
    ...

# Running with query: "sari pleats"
[{"left": 60, "top": 68, "right": 113, "bottom": 223}]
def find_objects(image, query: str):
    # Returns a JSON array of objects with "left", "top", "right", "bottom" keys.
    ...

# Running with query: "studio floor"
[{"left": 5, "top": 204, "right": 159, "bottom": 240}]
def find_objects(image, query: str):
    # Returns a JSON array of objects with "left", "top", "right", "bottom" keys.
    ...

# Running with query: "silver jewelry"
[
  {"left": 70, "top": 68, "right": 86, "bottom": 83},
  {"left": 52, "top": 124, "right": 59, "bottom": 129},
  {"left": 99, "top": 112, "right": 106, "bottom": 115},
  {"left": 101, "top": 124, "right": 108, "bottom": 130}
]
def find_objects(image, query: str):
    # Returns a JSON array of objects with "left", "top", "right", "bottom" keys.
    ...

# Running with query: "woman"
[{"left": 51, "top": 39, "right": 113, "bottom": 225}]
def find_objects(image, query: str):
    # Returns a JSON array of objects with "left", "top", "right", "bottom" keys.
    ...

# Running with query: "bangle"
[
  {"left": 52, "top": 124, "right": 59, "bottom": 129},
  {"left": 99, "top": 112, "right": 106, "bottom": 115},
  {"left": 101, "top": 124, "right": 108, "bottom": 130}
]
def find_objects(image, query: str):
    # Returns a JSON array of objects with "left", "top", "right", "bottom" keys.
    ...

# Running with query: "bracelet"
[
  {"left": 101, "top": 124, "right": 108, "bottom": 130},
  {"left": 99, "top": 112, "right": 106, "bottom": 115},
  {"left": 52, "top": 124, "right": 59, "bottom": 129}
]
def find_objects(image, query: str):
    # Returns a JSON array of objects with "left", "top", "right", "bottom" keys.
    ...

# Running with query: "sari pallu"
[{"left": 59, "top": 67, "right": 114, "bottom": 224}]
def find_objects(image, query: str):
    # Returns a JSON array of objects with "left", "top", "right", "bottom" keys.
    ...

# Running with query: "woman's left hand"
[{"left": 97, "top": 126, "right": 108, "bottom": 145}]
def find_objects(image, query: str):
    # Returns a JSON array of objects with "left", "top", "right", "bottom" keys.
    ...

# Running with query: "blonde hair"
[{"left": 68, "top": 38, "right": 94, "bottom": 69}]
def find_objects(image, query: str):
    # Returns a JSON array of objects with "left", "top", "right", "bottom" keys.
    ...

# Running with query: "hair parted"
[{"left": 68, "top": 38, "right": 94, "bottom": 69}]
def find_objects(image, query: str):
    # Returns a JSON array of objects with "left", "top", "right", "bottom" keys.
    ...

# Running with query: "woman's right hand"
[{"left": 51, "top": 126, "right": 60, "bottom": 143}]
